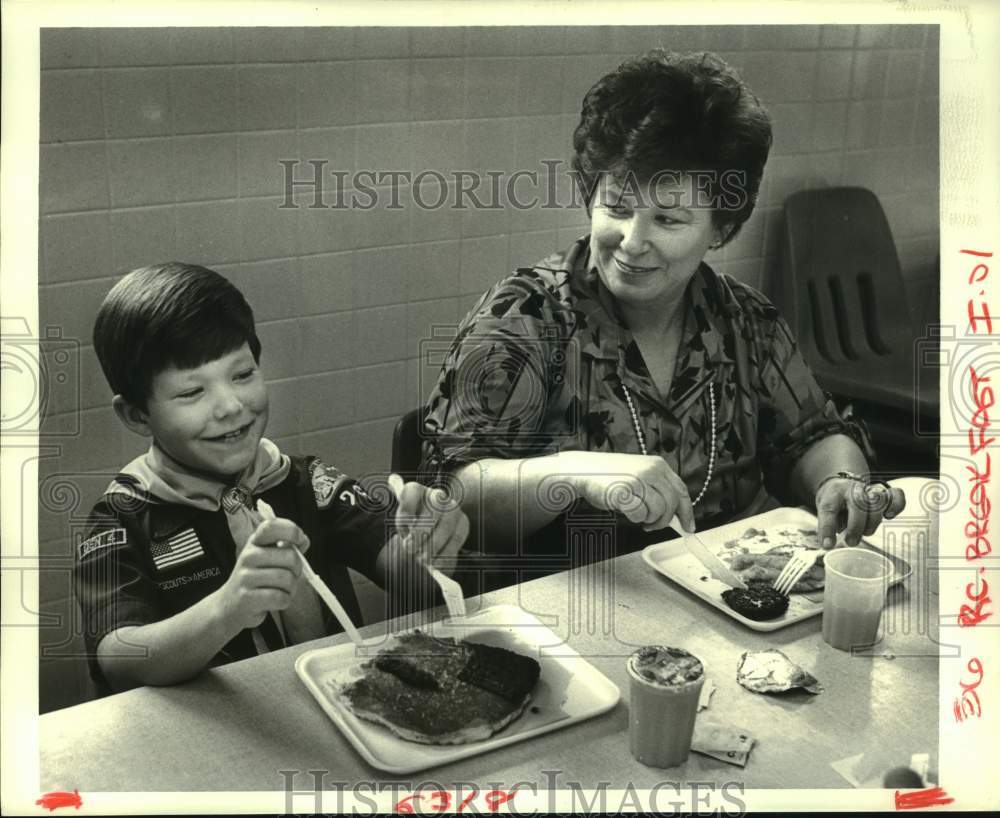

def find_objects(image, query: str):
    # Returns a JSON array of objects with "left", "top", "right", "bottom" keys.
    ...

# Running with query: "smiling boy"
[{"left": 75, "top": 262, "right": 468, "bottom": 694}]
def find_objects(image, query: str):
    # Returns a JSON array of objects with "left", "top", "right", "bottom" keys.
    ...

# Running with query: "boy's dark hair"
[
  {"left": 571, "top": 49, "right": 772, "bottom": 245},
  {"left": 93, "top": 262, "right": 261, "bottom": 408}
]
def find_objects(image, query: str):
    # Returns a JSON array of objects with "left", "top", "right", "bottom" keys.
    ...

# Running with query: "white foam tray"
[
  {"left": 295, "top": 604, "right": 621, "bottom": 773},
  {"left": 642, "top": 507, "right": 911, "bottom": 632}
]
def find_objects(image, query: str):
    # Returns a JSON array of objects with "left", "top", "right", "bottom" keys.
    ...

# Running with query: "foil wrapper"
[{"left": 736, "top": 649, "right": 823, "bottom": 694}]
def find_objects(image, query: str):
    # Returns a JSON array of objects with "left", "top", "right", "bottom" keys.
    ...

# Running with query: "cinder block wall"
[{"left": 37, "top": 25, "right": 939, "bottom": 711}]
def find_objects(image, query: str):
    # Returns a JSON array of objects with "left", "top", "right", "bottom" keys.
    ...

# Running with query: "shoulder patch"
[
  {"left": 341, "top": 481, "right": 371, "bottom": 507},
  {"left": 309, "top": 459, "right": 352, "bottom": 509},
  {"left": 78, "top": 528, "right": 127, "bottom": 560}
]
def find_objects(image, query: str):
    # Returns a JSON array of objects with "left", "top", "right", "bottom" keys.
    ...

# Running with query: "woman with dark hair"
[{"left": 421, "top": 51, "right": 904, "bottom": 582}]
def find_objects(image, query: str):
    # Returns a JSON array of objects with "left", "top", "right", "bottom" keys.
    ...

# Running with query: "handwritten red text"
[
  {"left": 964, "top": 248, "right": 993, "bottom": 334},
  {"left": 953, "top": 656, "right": 984, "bottom": 722},
  {"left": 894, "top": 786, "right": 955, "bottom": 810},
  {"left": 395, "top": 788, "right": 518, "bottom": 814},
  {"left": 954, "top": 248, "right": 994, "bottom": 734},
  {"left": 35, "top": 790, "right": 82, "bottom": 812}
]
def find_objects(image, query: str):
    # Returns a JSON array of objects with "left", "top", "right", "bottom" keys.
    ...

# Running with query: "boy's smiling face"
[{"left": 129, "top": 342, "right": 269, "bottom": 479}]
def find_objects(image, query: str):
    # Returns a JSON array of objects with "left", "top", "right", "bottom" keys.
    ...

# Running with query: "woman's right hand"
[{"left": 557, "top": 451, "right": 696, "bottom": 533}]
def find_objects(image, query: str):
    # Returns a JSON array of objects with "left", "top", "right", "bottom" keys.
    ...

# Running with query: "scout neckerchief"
[{"left": 108, "top": 439, "right": 327, "bottom": 650}]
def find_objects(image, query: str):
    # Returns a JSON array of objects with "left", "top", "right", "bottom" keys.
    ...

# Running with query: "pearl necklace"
[{"left": 621, "top": 381, "right": 717, "bottom": 507}]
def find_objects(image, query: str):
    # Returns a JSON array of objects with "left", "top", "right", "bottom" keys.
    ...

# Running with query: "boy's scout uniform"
[{"left": 74, "top": 455, "right": 397, "bottom": 695}]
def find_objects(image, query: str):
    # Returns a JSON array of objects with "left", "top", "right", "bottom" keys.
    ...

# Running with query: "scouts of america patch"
[
  {"left": 309, "top": 459, "right": 369, "bottom": 508},
  {"left": 77, "top": 528, "right": 126, "bottom": 560}
]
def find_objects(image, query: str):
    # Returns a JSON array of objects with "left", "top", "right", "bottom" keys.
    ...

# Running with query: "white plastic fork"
[
  {"left": 772, "top": 548, "right": 823, "bottom": 595},
  {"left": 256, "top": 499, "right": 364, "bottom": 645},
  {"left": 387, "top": 474, "right": 467, "bottom": 625}
]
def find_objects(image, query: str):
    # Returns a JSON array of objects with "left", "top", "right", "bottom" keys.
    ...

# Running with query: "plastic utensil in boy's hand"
[
  {"left": 386, "top": 475, "right": 410, "bottom": 541},
  {"left": 386, "top": 474, "right": 421, "bottom": 552},
  {"left": 387, "top": 474, "right": 467, "bottom": 620},
  {"left": 246, "top": 501, "right": 311, "bottom": 555},
  {"left": 256, "top": 498, "right": 364, "bottom": 645},
  {"left": 254, "top": 499, "right": 301, "bottom": 550}
]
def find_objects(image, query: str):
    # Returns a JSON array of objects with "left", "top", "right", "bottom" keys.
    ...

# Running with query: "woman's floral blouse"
[{"left": 421, "top": 236, "right": 872, "bottom": 526}]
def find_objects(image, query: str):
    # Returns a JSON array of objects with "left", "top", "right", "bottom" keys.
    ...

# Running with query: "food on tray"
[
  {"left": 721, "top": 580, "right": 790, "bottom": 620},
  {"left": 729, "top": 549, "right": 825, "bottom": 591},
  {"left": 327, "top": 630, "right": 541, "bottom": 745},
  {"left": 719, "top": 527, "right": 826, "bottom": 592},
  {"left": 736, "top": 649, "right": 822, "bottom": 695}
]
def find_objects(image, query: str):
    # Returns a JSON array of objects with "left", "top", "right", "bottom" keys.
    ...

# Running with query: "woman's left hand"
[{"left": 815, "top": 477, "right": 906, "bottom": 549}]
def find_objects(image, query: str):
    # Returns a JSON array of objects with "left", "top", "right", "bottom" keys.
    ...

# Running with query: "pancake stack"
[{"left": 329, "top": 631, "right": 541, "bottom": 745}]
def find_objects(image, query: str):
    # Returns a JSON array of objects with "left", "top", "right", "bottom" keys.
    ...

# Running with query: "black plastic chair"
[
  {"left": 391, "top": 405, "right": 428, "bottom": 474},
  {"left": 774, "top": 187, "right": 938, "bottom": 461}
]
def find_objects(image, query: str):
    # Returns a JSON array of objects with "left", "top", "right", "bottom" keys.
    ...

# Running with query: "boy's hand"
[
  {"left": 215, "top": 519, "right": 310, "bottom": 631},
  {"left": 393, "top": 479, "right": 469, "bottom": 578}
]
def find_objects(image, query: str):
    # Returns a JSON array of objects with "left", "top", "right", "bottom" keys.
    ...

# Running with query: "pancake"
[{"left": 328, "top": 631, "right": 541, "bottom": 745}]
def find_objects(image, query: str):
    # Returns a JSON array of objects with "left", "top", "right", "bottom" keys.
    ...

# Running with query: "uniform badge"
[
  {"left": 310, "top": 459, "right": 350, "bottom": 509},
  {"left": 221, "top": 485, "right": 252, "bottom": 513},
  {"left": 343, "top": 481, "right": 371, "bottom": 506},
  {"left": 150, "top": 528, "right": 205, "bottom": 571},
  {"left": 77, "top": 528, "right": 126, "bottom": 560}
]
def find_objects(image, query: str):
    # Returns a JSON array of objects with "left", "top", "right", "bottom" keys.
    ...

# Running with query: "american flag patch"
[{"left": 150, "top": 528, "right": 204, "bottom": 571}]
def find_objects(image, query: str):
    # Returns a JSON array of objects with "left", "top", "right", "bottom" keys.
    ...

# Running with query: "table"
[{"left": 40, "top": 479, "right": 939, "bottom": 792}]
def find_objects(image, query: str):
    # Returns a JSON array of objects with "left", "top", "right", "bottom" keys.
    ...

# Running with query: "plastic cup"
[
  {"left": 627, "top": 646, "right": 705, "bottom": 768},
  {"left": 822, "top": 547, "right": 892, "bottom": 651}
]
